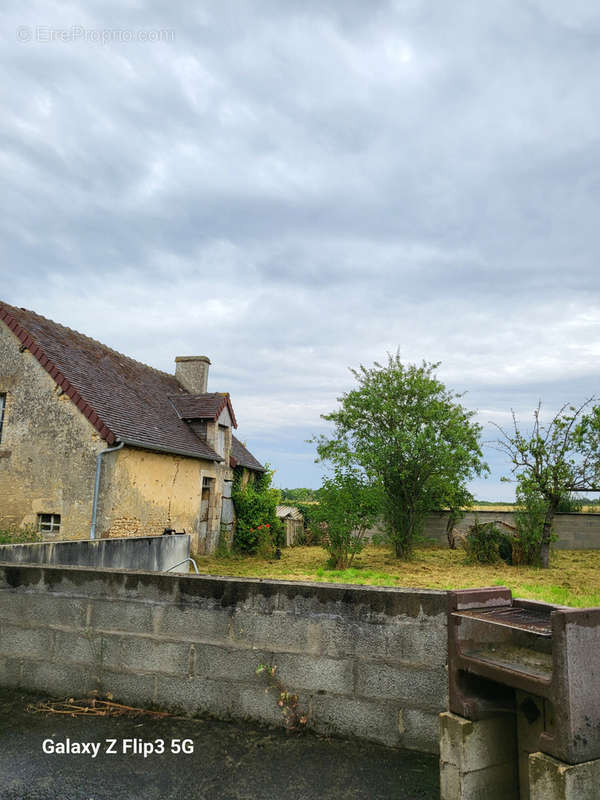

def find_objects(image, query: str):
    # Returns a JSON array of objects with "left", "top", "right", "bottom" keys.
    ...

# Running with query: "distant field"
[
  {"left": 470, "top": 504, "right": 600, "bottom": 513},
  {"left": 280, "top": 502, "right": 600, "bottom": 513},
  {"left": 470, "top": 504, "right": 515, "bottom": 512},
  {"left": 193, "top": 545, "right": 600, "bottom": 608}
]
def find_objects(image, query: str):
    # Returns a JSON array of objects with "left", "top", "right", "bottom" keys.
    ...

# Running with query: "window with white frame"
[{"left": 37, "top": 513, "right": 61, "bottom": 534}]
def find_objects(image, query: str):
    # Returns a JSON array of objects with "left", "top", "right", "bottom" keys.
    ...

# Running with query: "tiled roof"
[
  {"left": 0, "top": 301, "right": 225, "bottom": 461},
  {"left": 231, "top": 436, "right": 265, "bottom": 472},
  {"left": 169, "top": 393, "right": 237, "bottom": 428}
]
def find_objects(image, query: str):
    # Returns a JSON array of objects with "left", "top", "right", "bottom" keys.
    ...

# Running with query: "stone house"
[{"left": 0, "top": 300, "right": 265, "bottom": 553}]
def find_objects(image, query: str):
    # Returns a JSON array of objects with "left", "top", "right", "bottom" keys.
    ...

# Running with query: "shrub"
[
  {"left": 232, "top": 466, "right": 283, "bottom": 554},
  {"left": 310, "top": 469, "right": 381, "bottom": 569},
  {"left": 255, "top": 526, "right": 276, "bottom": 560},
  {"left": 513, "top": 487, "right": 551, "bottom": 566},
  {"left": 464, "top": 520, "right": 505, "bottom": 565}
]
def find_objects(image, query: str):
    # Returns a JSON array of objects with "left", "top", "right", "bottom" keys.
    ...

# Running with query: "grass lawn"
[{"left": 192, "top": 545, "right": 600, "bottom": 608}]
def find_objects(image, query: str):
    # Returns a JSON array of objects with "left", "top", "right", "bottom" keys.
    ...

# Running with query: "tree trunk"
[
  {"left": 394, "top": 517, "right": 414, "bottom": 559},
  {"left": 539, "top": 504, "right": 557, "bottom": 569},
  {"left": 446, "top": 512, "right": 457, "bottom": 550}
]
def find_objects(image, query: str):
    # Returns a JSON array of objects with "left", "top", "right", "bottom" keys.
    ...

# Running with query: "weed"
[{"left": 256, "top": 664, "right": 308, "bottom": 734}]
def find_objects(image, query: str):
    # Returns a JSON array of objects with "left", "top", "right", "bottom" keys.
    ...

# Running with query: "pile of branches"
[{"left": 26, "top": 690, "right": 186, "bottom": 720}]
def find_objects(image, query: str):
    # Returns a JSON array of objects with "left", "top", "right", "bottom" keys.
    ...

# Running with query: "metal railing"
[{"left": 166, "top": 557, "right": 199, "bottom": 574}]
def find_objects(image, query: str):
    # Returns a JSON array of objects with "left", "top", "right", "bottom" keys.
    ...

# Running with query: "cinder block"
[
  {"left": 0, "top": 591, "right": 88, "bottom": 630},
  {"left": 441, "top": 758, "right": 518, "bottom": 800},
  {"left": 24, "top": 660, "right": 98, "bottom": 697},
  {"left": 235, "top": 685, "right": 296, "bottom": 727},
  {"left": 43, "top": 569, "right": 118, "bottom": 600},
  {"left": 440, "top": 761, "right": 461, "bottom": 800},
  {"left": 440, "top": 711, "right": 517, "bottom": 772},
  {"left": 440, "top": 712, "right": 519, "bottom": 800},
  {"left": 101, "top": 633, "right": 192, "bottom": 676},
  {"left": 529, "top": 751, "right": 600, "bottom": 800},
  {"left": 159, "top": 605, "right": 233, "bottom": 643},
  {"left": 0, "top": 655, "right": 22, "bottom": 687},
  {"left": 311, "top": 695, "right": 402, "bottom": 747},
  {"left": 154, "top": 675, "right": 239, "bottom": 716},
  {"left": 235, "top": 587, "right": 279, "bottom": 615},
  {"left": 90, "top": 598, "right": 155, "bottom": 634},
  {"left": 356, "top": 662, "right": 447, "bottom": 708},
  {"left": 0, "top": 566, "right": 44, "bottom": 591},
  {"left": 99, "top": 670, "right": 156, "bottom": 708},
  {"left": 271, "top": 652, "right": 354, "bottom": 695},
  {"left": 318, "top": 618, "right": 387, "bottom": 659},
  {"left": 386, "top": 621, "right": 447, "bottom": 666},
  {"left": 229, "top": 611, "right": 315, "bottom": 654},
  {"left": 0, "top": 623, "right": 54, "bottom": 660},
  {"left": 460, "top": 762, "right": 520, "bottom": 800},
  {"left": 54, "top": 630, "right": 102, "bottom": 666},
  {"left": 401, "top": 708, "right": 441, "bottom": 754},
  {"left": 195, "top": 643, "right": 271, "bottom": 682}
]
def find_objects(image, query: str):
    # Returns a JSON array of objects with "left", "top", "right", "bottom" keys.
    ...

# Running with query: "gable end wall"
[{"left": 0, "top": 320, "right": 103, "bottom": 538}]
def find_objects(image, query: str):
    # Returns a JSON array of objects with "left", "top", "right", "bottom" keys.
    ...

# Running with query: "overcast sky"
[{"left": 2, "top": 1, "right": 600, "bottom": 498}]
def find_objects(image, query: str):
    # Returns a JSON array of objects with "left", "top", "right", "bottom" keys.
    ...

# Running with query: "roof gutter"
[{"left": 90, "top": 440, "right": 124, "bottom": 540}]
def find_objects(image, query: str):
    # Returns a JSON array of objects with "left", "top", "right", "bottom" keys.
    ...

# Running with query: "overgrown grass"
[{"left": 192, "top": 544, "right": 600, "bottom": 608}]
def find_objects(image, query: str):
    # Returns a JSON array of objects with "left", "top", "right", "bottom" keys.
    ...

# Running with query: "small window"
[
  {"left": 37, "top": 513, "right": 61, "bottom": 534},
  {"left": 0, "top": 393, "right": 5, "bottom": 444},
  {"left": 217, "top": 425, "right": 226, "bottom": 456}
]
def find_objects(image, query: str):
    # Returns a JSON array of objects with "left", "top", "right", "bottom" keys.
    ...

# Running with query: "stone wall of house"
[
  {"left": 0, "top": 564, "right": 448, "bottom": 753},
  {"left": 0, "top": 322, "right": 229, "bottom": 553},
  {"left": 99, "top": 447, "right": 231, "bottom": 553},
  {"left": 0, "top": 321, "right": 103, "bottom": 539}
]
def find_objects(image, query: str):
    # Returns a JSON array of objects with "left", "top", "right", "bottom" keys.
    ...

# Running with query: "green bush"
[
  {"left": 255, "top": 527, "right": 276, "bottom": 559},
  {"left": 232, "top": 466, "right": 283, "bottom": 554},
  {"left": 464, "top": 520, "right": 506, "bottom": 565},
  {"left": 513, "top": 488, "right": 548, "bottom": 566},
  {"left": 310, "top": 470, "right": 381, "bottom": 569}
]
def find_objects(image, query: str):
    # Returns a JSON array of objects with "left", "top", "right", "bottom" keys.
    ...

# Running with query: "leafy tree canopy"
[
  {"left": 495, "top": 398, "right": 600, "bottom": 567},
  {"left": 313, "top": 354, "right": 487, "bottom": 558}
]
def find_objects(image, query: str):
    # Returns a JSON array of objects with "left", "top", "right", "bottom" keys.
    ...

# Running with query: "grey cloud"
[{"left": 2, "top": 0, "right": 600, "bottom": 495}]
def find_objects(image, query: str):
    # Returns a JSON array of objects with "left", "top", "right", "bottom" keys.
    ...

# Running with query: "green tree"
[
  {"left": 313, "top": 354, "right": 487, "bottom": 559},
  {"left": 311, "top": 469, "right": 382, "bottom": 569},
  {"left": 495, "top": 399, "right": 600, "bottom": 568},
  {"left": 280, "top": 487, "right": 318, "bottom": 502}
]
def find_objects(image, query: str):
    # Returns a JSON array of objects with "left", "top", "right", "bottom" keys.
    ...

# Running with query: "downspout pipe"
[{"left": 90, "top": 441, "right": 124, "bottom": 540}]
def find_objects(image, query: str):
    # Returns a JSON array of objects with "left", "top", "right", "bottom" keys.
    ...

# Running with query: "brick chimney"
[{"left": 175, "top": 356, "right": 210, "bottom": 394}]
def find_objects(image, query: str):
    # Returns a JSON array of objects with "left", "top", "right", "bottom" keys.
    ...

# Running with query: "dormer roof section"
[{"left": 168, "top": 393, "right": 238, "bottom": 428}]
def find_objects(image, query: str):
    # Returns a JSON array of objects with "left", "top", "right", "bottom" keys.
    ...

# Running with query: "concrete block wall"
[
  {"left": 0, "top": 564, "right": 448, "bottom": 752},
  {"left": 414, "top": 511, "right": 600, "bottom": 550},
  {"left": 0, "top": 534, "right": 189, "bottom": 572}
]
